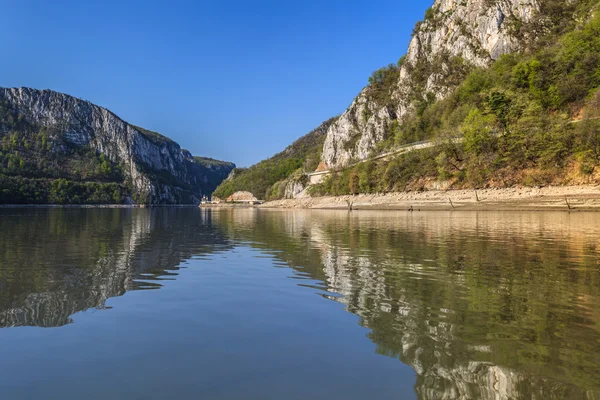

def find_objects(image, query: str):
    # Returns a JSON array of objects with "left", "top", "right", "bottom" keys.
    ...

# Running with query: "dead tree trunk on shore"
[
  {"left": 346, "top": 199, "right": 353, "bottom": 211},
  {"left": 565, "top": 196, "right": 572, "bottom": 210}
]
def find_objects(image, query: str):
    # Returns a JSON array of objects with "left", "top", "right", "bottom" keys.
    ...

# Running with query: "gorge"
[{"left": 0, "top": 88, "right": 235, "bottom": 205}]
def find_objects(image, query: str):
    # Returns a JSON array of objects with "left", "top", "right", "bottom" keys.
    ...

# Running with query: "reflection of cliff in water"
[
  {"left": 213, "top": 209, "right": 600, "bottom": 400},
  {"left": 0, "top": 208, "right": 231, "bottom": 328}
]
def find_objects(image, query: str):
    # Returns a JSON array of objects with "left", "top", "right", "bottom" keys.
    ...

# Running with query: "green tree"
[{"left": 462, "top": 109, "right": 497, "bottom": 156}]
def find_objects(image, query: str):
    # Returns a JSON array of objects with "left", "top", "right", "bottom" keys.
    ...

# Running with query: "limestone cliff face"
[
  {"left": 0, "top": 87, "right": 235, "bottom": 204},
  {"left": 321, "top": 0, "right": 539, "bottom": 169}
]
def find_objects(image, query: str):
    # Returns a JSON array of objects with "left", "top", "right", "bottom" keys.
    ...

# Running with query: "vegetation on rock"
[
  {"left": 0, "top": 93, "right": 234, "bottom": 205},
  {"left": 311, "top": 1, "right": 600, "bottom": 195},
  {"left": 213, "top": 118, "right": 337, "bottom": 200}
]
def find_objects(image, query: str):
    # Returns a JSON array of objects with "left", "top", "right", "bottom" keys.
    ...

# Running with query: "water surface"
[{"left": 1, "top": 208, "right": 599, "bottom": 399}]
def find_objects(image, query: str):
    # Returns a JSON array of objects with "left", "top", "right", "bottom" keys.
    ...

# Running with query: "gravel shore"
[{"left": 259, "top": 185, "right": 600, "bottom": 211}]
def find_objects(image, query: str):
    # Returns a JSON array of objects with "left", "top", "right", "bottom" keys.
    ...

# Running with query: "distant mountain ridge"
[{"left": 0, "top": 87, "right": 234, "bottom": 204}]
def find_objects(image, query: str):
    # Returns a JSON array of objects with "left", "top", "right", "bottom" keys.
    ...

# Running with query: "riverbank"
[
  {"left": 199, "top": 203, "right": 257, "bottom": 209},
  {"left": 259, "top": 185, "right": 600, "bottom": 211}
]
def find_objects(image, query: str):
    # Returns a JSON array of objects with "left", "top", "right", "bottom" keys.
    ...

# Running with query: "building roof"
[{"left": 315, "top": 161, "right": 329, "bottom": 172}]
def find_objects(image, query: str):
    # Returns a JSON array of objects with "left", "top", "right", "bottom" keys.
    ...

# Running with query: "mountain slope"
[
  {"left": 0, "top": 88, "right": 234, "bottom": 204},
  {"left": 213, "top": 117, "right": 337, "bottom": 200},
  {"left": 310, "top": 0, "right": 600, "bottom": 195},
  {"left": 219, "top": 0, "right": 598, "bottom": 202},
  {"left": 321, "top": 0, "right": 544, "bottom": 169}
]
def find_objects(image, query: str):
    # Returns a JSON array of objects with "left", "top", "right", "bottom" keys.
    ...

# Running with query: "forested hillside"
[
  {"left": 311, "top": 0, "right": 600, "bottom": 195},
  {"left": 213, "top": 118, "right": 336, "bottom": 200},
  {"left": 216, "top": 0, "right": 600, "bottom": 201},
  {"left": 0, "top": 88, "right": 234, "bottom": 205}
]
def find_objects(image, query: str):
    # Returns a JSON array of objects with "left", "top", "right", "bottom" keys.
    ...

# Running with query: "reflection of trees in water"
[
  {"left": 213, "top": 210, "right": 600, "bottom": 400},
  {"left": 0, "top": 208, "right": 231, "bottom": 328},
  {"left": 2, "top": 208, "right": 600, "bottom": 398}
]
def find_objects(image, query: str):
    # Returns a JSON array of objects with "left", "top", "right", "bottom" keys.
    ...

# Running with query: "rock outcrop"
[
  {"left": 284, "top": 178, "right": 309, "bottom": 199},
  {"left": 0, "top": 87, "right": 235, "bottom": 204},
  {"left": 226, "top": 191, "right": 258, "bottom": 202},
  {"left": 321, "top": 0, "right": 539, "bottom": 169}
]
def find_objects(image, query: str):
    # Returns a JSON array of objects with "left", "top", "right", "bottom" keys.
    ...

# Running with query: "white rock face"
[
  {"left": 284, "top": 180, "right": 306, "bottom": 199},
  {"left": 0, "top": 87, "right": 234, "bottom": 204},
  {"left": 407, "top": 0, "right": 537, "bottom": 68},
  {"left": 321, "top": 0, "right": 539, "bottom": 169}
]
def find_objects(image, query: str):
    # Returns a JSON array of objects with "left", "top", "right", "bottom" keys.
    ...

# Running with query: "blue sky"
[{"left": 0, "top": 0, "right": 432, "bottom": 167}]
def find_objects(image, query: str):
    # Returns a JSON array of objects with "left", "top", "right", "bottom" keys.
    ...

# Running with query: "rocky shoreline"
[
  {"left": 199, "top": 203, "right": 257, "bottom": 209},
  {"left": 259, "top": 185, "right": 600, "bottom": 212}
]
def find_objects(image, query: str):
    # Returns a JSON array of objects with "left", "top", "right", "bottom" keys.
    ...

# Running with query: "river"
[{"left": 0, "top": 208, "right": 599, "bottom": 399}]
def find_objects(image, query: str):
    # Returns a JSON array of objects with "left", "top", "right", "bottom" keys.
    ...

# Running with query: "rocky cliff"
[
  {"left": 321, "top": 0, "right": 540, "bottom": 169},
  {"left": 0, "top": 87, "right": 234, "bottom": 204}
]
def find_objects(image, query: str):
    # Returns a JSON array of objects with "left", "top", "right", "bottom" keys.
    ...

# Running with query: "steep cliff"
[
  {"left": 309, "top": 0, "right": 600, "bottom": 196},
  {"left": 0, "top": 88, "right": 234, "bottom": 204},
  {"left": 321, "top": 0, "right": 540, "bottom": 169}
]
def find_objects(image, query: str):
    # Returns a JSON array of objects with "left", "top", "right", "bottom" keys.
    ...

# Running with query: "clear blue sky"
[{"left": 0, "top": 0, "right": 432, "bottom": 167}]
